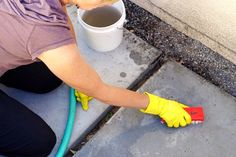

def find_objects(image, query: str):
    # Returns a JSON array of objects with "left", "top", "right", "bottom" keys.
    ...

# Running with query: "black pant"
[{"left": 0, "top": 62, "right": 62, "bottom": 157}]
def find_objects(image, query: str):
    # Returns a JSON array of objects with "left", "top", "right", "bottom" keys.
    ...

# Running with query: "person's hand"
[
  {"left": 140, "top": 92, "right": 192, "bottom": 128},
  {"left": 75, "top": 90, "right": 93, "bottom": 111},
  {"left": 75, "top": 0, "right": 118, "bottom": 10}
]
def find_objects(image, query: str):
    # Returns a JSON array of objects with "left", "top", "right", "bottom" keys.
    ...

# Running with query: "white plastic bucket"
[{"left": 77, "top": 0, "right": 126, "bottom": 52}]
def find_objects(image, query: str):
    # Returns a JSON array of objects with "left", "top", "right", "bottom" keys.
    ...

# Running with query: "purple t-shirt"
[{"left": 0, "top": 0, "right": 75, "bottom": 76}]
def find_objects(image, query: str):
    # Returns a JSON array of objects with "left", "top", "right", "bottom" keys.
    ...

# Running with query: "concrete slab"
[
  {"left": 75, "top": 61, "right": 236, "bottom": 157},
  {"left": 129, "top": 0, "right": 236, "bottom": 64},
  {"left": 0, "top": 6, "right": 161, "bottom": 156}
]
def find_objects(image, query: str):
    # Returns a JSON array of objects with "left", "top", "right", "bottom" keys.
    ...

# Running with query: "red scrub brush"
[{"left": 161, "top": 106, "right": 204, "bottom": 125}]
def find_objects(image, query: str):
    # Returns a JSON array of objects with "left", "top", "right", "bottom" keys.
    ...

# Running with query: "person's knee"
[
  {"left": 0, "top": 124, "right": 57, "bottom": 157},
  {"left": 35, "top": 78, "right": 63, "bottom": 94},
  {"left": 41, "top": 130, "right": 57, "bottom": 157},
  {"left": 0, "top": 61, "right": 63, "bottom": 94},
  {"left": 35, "top": 62, "right": 63, "bottom": 94},
  {"left": 33, "top": 126, "right": 57, "bottom": 157}
]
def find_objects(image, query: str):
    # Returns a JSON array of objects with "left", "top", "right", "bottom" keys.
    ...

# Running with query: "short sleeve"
[{"left": 27, "top": 24, "right": 75, "bottom": 59}]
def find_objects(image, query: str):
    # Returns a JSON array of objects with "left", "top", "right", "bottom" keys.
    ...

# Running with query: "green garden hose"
[{"left": 56, "top": 88, "right": 77, "bottom": 157}]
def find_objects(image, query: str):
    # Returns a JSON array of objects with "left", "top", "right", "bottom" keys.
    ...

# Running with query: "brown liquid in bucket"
[{"left": 82, "top": 6, "right": 122, "bottom": 27}]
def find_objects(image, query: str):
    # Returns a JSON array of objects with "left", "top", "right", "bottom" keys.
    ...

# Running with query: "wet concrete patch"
[
  {"left": 123, "top": 30, "right": 160, "bottom": 65},
  {"left": 120, "top": 72, "right": 127, "bottom": 78}
]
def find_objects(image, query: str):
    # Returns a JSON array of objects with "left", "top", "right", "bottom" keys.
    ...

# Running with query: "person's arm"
[
  {"left": 38, "top": 44, "right": 191, "bottom": 127},
  {"left": 38, "top": 44, "right": 149, "bottom": 109}
]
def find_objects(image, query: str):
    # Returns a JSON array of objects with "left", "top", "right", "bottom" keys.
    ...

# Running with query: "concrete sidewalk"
[
  {"left": 0, "top": 2, "right": 235, "bottom": 157},
  {"left": 75, "top": 61, "right": 236, "bottom": 157},
  {"left": 129, "top": 0, "right": 236, "bottom": 64}
]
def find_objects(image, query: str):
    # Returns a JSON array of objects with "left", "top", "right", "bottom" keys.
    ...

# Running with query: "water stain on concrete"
[
  {"left": 120, "top": 72, "right": 127, "bottom": 78},
  {"left": 123, "top": 29, "right": 162, "bottom": 65},
  {"left": 128, "top": 44, "right": 159, "bottom": 65}
]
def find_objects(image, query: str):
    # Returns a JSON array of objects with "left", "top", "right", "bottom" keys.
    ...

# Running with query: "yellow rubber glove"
[
  {"left": 75, "top": 91, "right": 93, "bottom": 111},
  {"left": 140, "top": 92, "right": 192, "bottom": 128}
]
